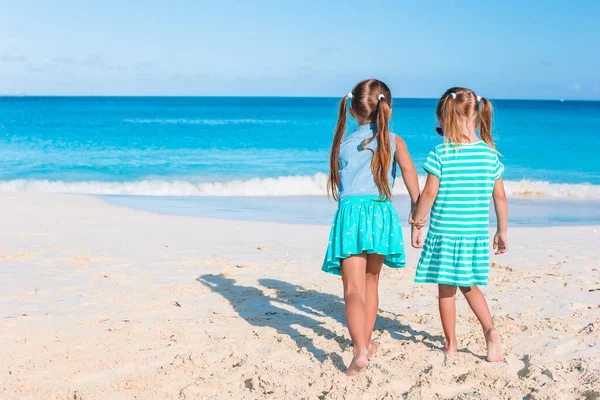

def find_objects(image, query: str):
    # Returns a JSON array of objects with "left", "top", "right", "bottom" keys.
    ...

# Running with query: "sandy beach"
[{"left": 1, "top": 193, "right": 599, "bottom": 399}]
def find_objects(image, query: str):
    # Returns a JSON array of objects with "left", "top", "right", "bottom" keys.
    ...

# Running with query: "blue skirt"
[{"left": 322, "top": 195, "right": 407, "bottom": 276}]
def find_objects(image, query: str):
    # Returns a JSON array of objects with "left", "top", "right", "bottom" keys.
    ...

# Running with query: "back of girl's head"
[
  {"left": 436, "top": 87, "right": 496, "bottom": 150},
  {"left": 349, "top": 79, "right": 392, "bottom": 122},
  {"left": 328, "top": 79, "right": 394, "bottom": 200}
]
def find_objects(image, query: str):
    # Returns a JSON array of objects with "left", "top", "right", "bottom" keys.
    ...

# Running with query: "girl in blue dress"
[{"left": 322, "top": 79, "right": 421, "bottom": 375}]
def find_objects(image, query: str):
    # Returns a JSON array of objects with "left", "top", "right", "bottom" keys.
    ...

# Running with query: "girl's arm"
[
  {"left": 412, "top": 173, "right": 440, "bottom": 224},
  {"left": 394, "top": 136, "right": 420, "bottom": 208},
  {"left": 492, "top": 178, "right": 508, "bottom": 254},
  {"left": 410, "top": 173, "right": 439, "bottom": 248}
]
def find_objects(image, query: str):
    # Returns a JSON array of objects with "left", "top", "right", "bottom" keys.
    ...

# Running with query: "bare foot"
[
  {"left": 485, "top": 328, "right": 503, "bottom": 362},
  {"left": 367, "top": 341, "right": 379, "bottom": 360},
  {"left": 441, "top": 341, "right": 458, "bottom": 356},
  {"left": 345, "top": 351, "right": 368, "bottom": 377},
  {"left": 441, "top": 346, "right": 458, "bottom": 356}
]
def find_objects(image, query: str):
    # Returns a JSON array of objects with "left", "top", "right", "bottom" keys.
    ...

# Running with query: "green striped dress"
[{"left": 415, "top": 141, "right": 504, "bottom": 287}]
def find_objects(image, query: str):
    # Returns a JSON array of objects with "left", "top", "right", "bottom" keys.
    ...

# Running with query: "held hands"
[
  {"left": 408, "top": 210, "right": 427, "bottom": 229},
  {"left": 411, "top": 224, "right": 423, "bottom": 248},
  {"left": 409, "top": 208, "right": 425, "bottom": 248},
  {"left": 493, "top": 230, "right": 508, "bottom": 255}
]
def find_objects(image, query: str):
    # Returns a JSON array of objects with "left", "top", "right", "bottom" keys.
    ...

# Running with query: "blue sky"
[{"left": 0, "top": 1, "right": 598, "bottom": 99}]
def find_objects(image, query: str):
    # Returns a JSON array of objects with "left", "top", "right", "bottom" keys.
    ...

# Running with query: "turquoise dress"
[
  {"left": 415, "top": 141, "right": 504, "bottom": 286},
  {"left": 322, "top": 123, "right": 406, "bottom": 276}
]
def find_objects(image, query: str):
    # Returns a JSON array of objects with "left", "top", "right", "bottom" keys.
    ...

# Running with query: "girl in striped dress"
[{"left": 411, "top": 87, "right": 508, "bottom": 362}]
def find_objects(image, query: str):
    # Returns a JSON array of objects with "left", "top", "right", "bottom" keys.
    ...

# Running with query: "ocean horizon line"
[{"left": 1, "top": 95, "right": 599, "bottom": 102}]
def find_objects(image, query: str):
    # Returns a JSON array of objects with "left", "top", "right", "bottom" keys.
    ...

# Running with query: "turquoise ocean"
[{"left": 1, "top": 96, "right": 599, "bottom": 226}]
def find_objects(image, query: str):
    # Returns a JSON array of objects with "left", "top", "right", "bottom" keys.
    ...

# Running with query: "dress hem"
[
  {"left": 414, "top": 278, "right": 488, "bottom": 287},
  {"left": 322, "top": 251, "right": 406, "bottom": 276}
]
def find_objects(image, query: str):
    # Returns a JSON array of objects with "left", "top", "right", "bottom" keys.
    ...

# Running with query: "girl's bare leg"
[
  {"left": 438, "top": 284, "right": 458, "bottom": 355},
  {"left": 459, "top": 285, "right": 503, "bottom": 362},
  {"left": 365, "top": 254, "right": 384, "bottom": 359},
  {"left": 341, "top": 254, "right": 369, "bottom": 375}
]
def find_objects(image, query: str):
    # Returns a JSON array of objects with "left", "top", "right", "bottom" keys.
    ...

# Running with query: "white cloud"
[{"left": 568, "top": 83, "right": 582, "bottom": 91}]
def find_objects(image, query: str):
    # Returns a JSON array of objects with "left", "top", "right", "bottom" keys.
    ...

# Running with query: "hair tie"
[
  {"left": 450, "top": 92, "right": 457, "bottom": 99},
  {"left": 378, "top": 94, "right": 385, "bottom": 101},
  {"left": 347, "top": 92, "right": 353, "bottom": 99},
  {"left": 476, "top": 95, "right": 482, "bottom": 102}
]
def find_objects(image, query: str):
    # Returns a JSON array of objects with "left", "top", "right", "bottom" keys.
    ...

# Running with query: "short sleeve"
[
  {"left": 423, "top": 147, "right": 442, "bottom": 179},
  {"left": 493, "top": 155, "right": 504, "bottom": 180}
]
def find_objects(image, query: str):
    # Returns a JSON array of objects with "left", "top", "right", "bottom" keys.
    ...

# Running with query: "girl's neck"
[
  {"left": 460, "top": 123, "right": 479, "bottom": 144},
  {"left": 463, "top": 131, "right": 480, "bottom": 143},
  {"left": 356, "top": 118, "right": 373, "bottom": 126}
]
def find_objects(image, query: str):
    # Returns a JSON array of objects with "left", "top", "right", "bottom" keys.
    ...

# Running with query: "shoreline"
[
  {"left": 1, "top": 193, "right": 599, "bottom": 399},
  {"left": 100, "top": 194, "right": 600, "bottom": 227}
]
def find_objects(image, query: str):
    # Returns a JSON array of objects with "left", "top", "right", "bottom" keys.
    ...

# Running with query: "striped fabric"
[{"left": 415, "top": 141, "right": 504, "bottom": 286}]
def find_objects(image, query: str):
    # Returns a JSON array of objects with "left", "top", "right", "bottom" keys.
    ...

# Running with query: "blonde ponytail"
[
  {"left": 372, "top": 98, "right": 393, "bottom": 200},
  {"left": 438, "top": 90, "right": 465, "bottom": 148},
  {"left": 327, "top": 95, "right": 349, "bottom": 200},
  {"left": 478, "top": 97, "right": 496, "bottom": 150}
]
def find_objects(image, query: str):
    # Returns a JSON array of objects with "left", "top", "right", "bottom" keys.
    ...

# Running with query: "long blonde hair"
[
  {"left": 436, "top": 87, "right": 496, "bottom": 150},
  {"left": 327, "top": 79, "right": 393, "bottom": 200}
]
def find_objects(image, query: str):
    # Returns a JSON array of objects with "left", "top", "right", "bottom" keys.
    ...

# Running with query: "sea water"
[{"left": 1, "top": 96, "right": 599, "bottom": 225}]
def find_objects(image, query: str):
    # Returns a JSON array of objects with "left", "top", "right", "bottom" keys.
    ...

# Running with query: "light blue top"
[{"left": 338, "top": 123, "right": 397, "bottom": 200}]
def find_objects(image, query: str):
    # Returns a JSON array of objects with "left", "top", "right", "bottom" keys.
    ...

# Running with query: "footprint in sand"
[
  {"left": 554, "top": 337, "right": 585, "bottom": 356},
  {"left": 505, "top": 355, "right": 526, "bottom": 377},
  {"left": 516, "top": 354, "right": 532, "bottom": 378}
]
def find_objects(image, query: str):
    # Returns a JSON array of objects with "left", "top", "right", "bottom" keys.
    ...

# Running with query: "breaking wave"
[{"left": 1, "top": 174, "right": 599, "bottom": 200}]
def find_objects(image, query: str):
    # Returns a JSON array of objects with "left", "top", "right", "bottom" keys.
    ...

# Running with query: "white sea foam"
[
  {"left": 123, "top": 118, "right": 289, "bottom": 125},
  {"left": 1, "top": 174, "right": 599, "bottom": 200}
]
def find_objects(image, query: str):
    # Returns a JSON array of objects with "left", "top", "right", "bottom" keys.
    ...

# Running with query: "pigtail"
[
  {"left": 372, "top": 97, "right": 393, "bottom": 200},
  {"left": 438, "top": 90, "right": 464, "bottom": 148},
  {"left": 327, "top": 95, "right": 349, "bottom": 200},
  {"left": 478, "top": 97, "right": 496, "bottom": 150}
]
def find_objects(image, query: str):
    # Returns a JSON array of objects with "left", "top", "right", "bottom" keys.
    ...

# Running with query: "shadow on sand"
[
  {"left": 198, "top": 274, "right": 454, "bottom": 364},
  {"left": 198, "top": 274, "right": 347, "bottom": 370},
  {"left": 258, "top": 279, "right": 445, "bottom": 349}
]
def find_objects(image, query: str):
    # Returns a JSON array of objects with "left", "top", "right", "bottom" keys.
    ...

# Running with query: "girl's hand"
[
  {"left": 493, "top": 231, "right": 508, "bottom": 255},
  {"left": 411, "top": 173, "right": 439, "bottom": 230},
  {"left": 408, "top": 210, "right": 427, "bottom": 229},
  {"left": 411, "top": 225, "right": 423, "bottom": 248}
]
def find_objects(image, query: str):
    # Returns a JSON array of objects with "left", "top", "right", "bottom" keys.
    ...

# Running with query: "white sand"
[{"left": 1, "top": 193, "right": 599, "bottom": 399}]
